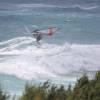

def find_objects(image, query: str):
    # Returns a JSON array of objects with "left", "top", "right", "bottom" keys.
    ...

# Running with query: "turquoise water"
[
  {"left": 0, "top": 10, "right": 100, "bottom": 44},
  {"left": 0, "top": 1, "right": 100, "bottom": 94}
]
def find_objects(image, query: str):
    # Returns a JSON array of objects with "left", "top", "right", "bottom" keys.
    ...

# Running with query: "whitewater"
[{"left": 0, "top": 36, "right": 100, "bottom": 81}]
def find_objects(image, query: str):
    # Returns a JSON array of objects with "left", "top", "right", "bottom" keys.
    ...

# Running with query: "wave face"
[{"left": 0, "top": 37, "right": 100, "bottom": 81}]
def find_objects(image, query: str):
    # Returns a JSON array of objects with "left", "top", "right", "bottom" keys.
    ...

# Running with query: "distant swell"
[
  {"left": 0, "top": 37, "right": 100, "bottom": 80},
  {"left": 18, "top": 4, "right": 99, "bottom": 10},
  {"left": 0, "top": 3, "right": 99, "bottom": 11}
]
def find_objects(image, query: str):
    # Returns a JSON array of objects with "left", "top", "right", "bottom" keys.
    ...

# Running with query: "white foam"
[{"left": 0, "top": 37, "right": 100, "bottom": 80}]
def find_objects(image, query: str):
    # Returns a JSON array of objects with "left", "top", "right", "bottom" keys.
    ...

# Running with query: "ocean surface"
[{"left": 0, "top": 0, "right": 100, "bottom": 94}]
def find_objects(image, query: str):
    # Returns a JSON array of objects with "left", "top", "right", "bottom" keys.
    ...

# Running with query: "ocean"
[{"left": 0, "top": 0, "right": 100, "bottom": 94}]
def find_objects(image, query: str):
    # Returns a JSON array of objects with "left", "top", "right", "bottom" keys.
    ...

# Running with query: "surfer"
[
  {"left": 32, "top": 27, "right": 59, "bottom": 44},
  {"left": 24, "top": 26, "right": 59, "bottom": 44},
  {"left": 32, "top": 29, "right": 42, "bottom": 43}
]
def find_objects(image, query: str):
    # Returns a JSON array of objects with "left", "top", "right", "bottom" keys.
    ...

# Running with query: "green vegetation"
[
  {"left": 0, "top": 86, "right": 10, "bottom": 100},
  {"left": 0, "top": 71, "right": 100, "bottom": 100},
  {"left": 20, "top": 71, "right": 100, "bottom": 100}
]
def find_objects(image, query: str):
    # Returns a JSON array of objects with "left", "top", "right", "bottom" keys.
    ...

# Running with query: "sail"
[{"left": 32, "top": 27, "right": 59, "bottom": 35}]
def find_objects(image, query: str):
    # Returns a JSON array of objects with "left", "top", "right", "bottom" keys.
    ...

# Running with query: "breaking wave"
[{"left": 0, "top": 37, "right": 100, "bottom": 80}]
